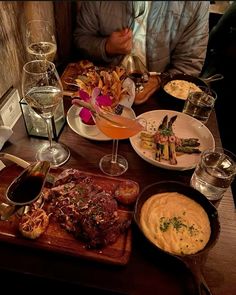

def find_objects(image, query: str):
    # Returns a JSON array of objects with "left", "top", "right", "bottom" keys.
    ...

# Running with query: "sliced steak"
[{"left": 47, "top": 169, "right": 131, "bottom": 248}]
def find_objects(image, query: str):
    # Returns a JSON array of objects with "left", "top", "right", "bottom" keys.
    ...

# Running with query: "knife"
[{"left": 0, "top": 153, "right": 29, "bottom": 169}]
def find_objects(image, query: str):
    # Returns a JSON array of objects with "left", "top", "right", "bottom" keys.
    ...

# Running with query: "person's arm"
[
  {"left": 73, "top": 2, "right": 108, "bottom": 63},
  {"left": 168, "top": 2, "right": 210, "bottom": 76},
  {"left": 105, "top": 28, "right": 132, "bottom": 57},
  {"left": 73, "top": 1, "right": 132, "bottom": 64}
]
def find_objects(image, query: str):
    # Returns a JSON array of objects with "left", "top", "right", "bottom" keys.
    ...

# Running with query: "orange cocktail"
[{"left": 95, "top": 112, "right": 144, "bottom": 139}]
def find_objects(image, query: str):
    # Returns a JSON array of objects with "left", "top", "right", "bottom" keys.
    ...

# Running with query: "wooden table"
[{"left": 0, "top": 88, "right": 236, "bottom": 295}]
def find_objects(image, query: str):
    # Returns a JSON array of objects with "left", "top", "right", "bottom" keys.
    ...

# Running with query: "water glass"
[
  {"left": 182, "top": 86, "right": 217, "bottom": 124},
  {"left": 190, "top": 147, "right": 236, "bottom": 201}
]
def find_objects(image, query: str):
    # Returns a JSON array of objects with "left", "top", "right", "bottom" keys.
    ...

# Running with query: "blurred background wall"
[
  {"left": 0, "top": 1, "right": 76, "bottom": 98},
  {"left": 0, "top": 0, "right": 235, "bottom": 199},
  {"left": 0, "top": 0, "right": 235, "bottom": 159}
]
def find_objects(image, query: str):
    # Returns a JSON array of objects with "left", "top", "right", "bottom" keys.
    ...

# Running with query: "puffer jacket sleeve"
[
  {"left": 73, "top": 2, "right": 109, "bottom": 63},
  {"left": 74, "top": 1, "right": 126, "bottom": 65},
  {"left": 168, "top": 2, "right": 210, "bottom": 76}
]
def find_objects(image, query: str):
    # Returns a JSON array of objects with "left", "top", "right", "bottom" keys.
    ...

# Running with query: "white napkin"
[
  {"left": 119, "top": 77, "right": 136, "bottom": 108},
  {"left": 0, "top": 126, "right": 13, "bottom": 151}
]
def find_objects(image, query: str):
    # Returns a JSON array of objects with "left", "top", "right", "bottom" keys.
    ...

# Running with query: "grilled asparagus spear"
[
  {"left": 167, "top": 115, "right": 178, "bottom": 165},
  {"left": 139, "top": 115, "right": 201, "bottom": 165},
  {"left": 180, "top": 138, "right": 200, "bottom": 147},
  {"left": 155, "top": 115, "right": 169, "bottom": 161},
  {"left": 176, "top": 146, "right": 201, "bottom": 154}
]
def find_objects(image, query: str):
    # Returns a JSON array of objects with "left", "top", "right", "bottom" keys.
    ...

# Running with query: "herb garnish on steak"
[{"left": 45, "top": 169, "right": 131, "bottom": 248}]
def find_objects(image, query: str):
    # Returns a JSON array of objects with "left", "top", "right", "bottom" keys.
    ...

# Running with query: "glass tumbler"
[
  {"left": 182, "top": 86, "right": 217, "bottom": 124},
  {"left": 190, "top": 147, "right": 236, "bottom": 201}
]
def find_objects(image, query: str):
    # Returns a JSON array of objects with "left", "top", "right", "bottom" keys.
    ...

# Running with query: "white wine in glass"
[
  {"left": 22, "top": 60, "right": 70, "bottom": 167},
  {"left": 26, "top": 20, "right": 57, "bottom": 61}
]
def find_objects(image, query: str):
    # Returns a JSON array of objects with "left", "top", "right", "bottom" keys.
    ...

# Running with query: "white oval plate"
[
  {"left": 67, "top": 104, "right": 137, "bottom": 141},
  {"left": 67, "top": 105, "right": 110, "bottom": 141},
  {"left": 129, "top": 110, "right": 215, "bottom": 171},
  {"left": 66, "top": 77, "right": 136, "bottom": 141}
]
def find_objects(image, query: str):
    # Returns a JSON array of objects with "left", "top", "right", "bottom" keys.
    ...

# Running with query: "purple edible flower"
[{"left": 72, "top": 87, "right": 112, "bottom": 124}]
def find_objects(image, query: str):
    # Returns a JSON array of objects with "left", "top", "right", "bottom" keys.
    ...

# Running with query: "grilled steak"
[{"left": 45, "top": 169, "right": 131, "bottom": 248}]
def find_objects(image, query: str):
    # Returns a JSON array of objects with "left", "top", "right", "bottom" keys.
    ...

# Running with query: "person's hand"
[{"left": 105, "top": 28, "right": 132, "bottom": 56}]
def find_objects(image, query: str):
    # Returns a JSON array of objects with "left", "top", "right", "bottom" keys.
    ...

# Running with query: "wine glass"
[
  {"left": 121, "top": 2, "right": 148, "bottom": 92},
  {"left": 93, "top": 105, "right": 145, "bottom": 176},
  {"left": 121, "top": 54, "right": 149, "bottom": 92},
  {"left": 22, "top": 60, "right": 70, "bottom": 167},
  {"left": 25, "top": 19, "right": 57, "bottom": 62}
]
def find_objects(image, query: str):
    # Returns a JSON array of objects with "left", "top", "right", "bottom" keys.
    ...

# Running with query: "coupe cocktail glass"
[{"left": 93, "top": 105, "right": 144, "bottom": 176}]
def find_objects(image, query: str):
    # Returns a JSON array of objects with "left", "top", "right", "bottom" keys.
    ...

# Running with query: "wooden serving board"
[
  {"left": 61, "top": 62, "right": 81, "bottom": 94},
  {"left": 134, "top": 75, "right": 161, "bottom": 105},
  {"left": 0, "top": 164, "right": 137, "bottom": 265}
]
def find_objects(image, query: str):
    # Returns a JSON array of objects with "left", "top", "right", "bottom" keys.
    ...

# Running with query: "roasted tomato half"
[{"left": 114, "top": 180, "right": 139, "bottom": 205}]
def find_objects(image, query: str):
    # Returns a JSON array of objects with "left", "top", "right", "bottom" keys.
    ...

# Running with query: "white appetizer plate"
[
  {"left": 129, "top": 110, "right": 215, "bottom": 171},
  {"left": 67, "top": 105, "right": 110, "bottom": 141},
  {"left": 66, "top": 77, "right": 136, "bottom": 141}
]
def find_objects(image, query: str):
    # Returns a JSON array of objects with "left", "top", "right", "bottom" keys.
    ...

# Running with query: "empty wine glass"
[
  {"left": 122, "top": 2, "right": 148, "bottom": 92},
  {"left": 22, "top": 60, "right": 70, "bottom": 167},
  {"left": 121, "top": 54, "right": 149, "bottom": 92},
  {"left": 25, "top": 19, "right": 57, "bottom": 62}
]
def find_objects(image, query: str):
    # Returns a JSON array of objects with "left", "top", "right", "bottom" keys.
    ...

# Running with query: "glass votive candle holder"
[{"left": 20, "top": 98, "right": 66, "bottom": 140}]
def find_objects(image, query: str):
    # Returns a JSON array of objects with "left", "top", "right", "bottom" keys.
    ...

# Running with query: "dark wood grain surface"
[
  {"left": 0, "top": 166, "right": 135, "bottom": 266},
  {"left": 0, "top": 81, "right": 235, "bottom": 295}
]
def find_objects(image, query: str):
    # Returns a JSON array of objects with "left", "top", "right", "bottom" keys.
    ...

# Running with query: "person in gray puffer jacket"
[{"left": 74, "top": 1, "right": 210, "bottom": 77}]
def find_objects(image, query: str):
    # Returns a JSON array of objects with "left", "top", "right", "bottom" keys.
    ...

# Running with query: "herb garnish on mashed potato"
[{"left": 140, "top": 192, "right": 211, "bottom": 255}]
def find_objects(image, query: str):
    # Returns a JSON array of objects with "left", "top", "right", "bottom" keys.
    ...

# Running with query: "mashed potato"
[
  {"left": 140, "top": 192, "right": 211, "bottom": 255},
  {"left": 164, "top": 80, "right": 202, "bottom": 100}
]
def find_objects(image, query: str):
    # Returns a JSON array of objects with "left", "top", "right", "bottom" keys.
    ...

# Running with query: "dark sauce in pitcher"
[{"left": 8, "top": 172, "right": 45, "bottom": 204}]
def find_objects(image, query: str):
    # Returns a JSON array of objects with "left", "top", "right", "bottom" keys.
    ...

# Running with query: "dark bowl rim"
[{"left": 160, "top": 73, "right": 208, "bottom": 102}]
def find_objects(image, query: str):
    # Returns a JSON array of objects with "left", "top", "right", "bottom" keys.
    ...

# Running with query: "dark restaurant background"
[
  {"left": 0, "top": 0, "right": 235, "bottom": 198},
  {"left": 0, "top": 1, "right": 236, "bottom": 292}
]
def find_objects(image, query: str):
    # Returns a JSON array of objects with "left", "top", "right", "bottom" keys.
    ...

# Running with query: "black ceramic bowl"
[
  {"left": 159, "top": 73, "right": 224, "bottom": 111},
  {"left": 134, "top": 181, "right": 220, "bottom": 294},
  {"left": 159, "top": 74, "right": 207, "bottom": 111}
]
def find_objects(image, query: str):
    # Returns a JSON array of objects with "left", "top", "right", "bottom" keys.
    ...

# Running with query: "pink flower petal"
[
  {"left": 79, "top": 108, "right": 92, "bottom": 123},
  {"left": 72, "top": 98, "right": 82, "bottom": 106},
  {"left": 96, "top": 95, "right": 112, "bottom": 107},
  {"left": 91, "top": 87, "right": 101, "bottom": 103},
  {"left": 73, "top": 91, "right": 80, "bottom": 98},
  {"left": 79, "top": 90, "right": 90, "bottom": 101}
]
